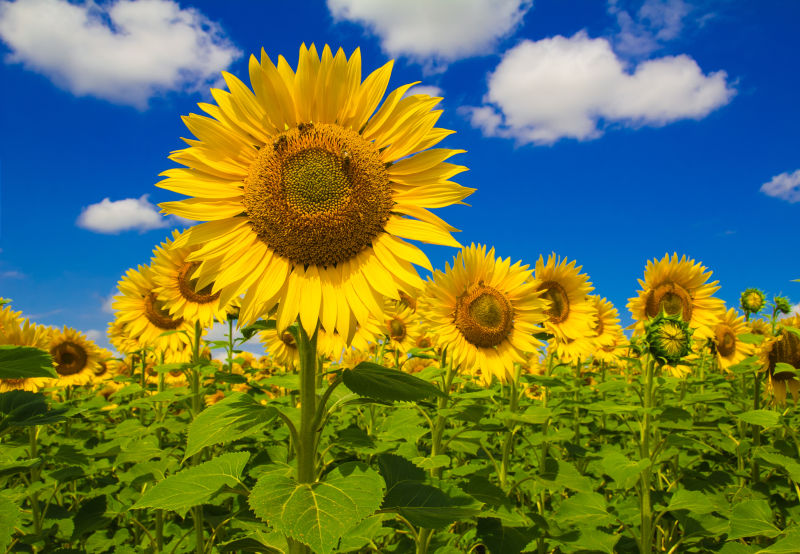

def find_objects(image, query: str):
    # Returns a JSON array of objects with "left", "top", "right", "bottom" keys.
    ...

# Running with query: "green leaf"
[
  {"left": 377, "top": 453, "right": 426, "bottom": 487},
  {"left": 554, "top": 492, "right": 614, "bottom": 526},
  {"left": 476, "top": 517, "right": 538, "bottom": 554},
  {"left": 411, "top": 455, "right": 450, "bottom": 470},
  {"left": 737, "top": 410, "right": 781, "bottom": 428},
  {"left": 755, "top": 448, "right": 800, "bottom": 482},
  {"left": 0, "top": 491, "right": 21, "bottom": 551},
  {"left": 756, "top": 527, "right": 800, "bottom": 553},
  {"left": 184, "top": 393, "right": 277, "bottom": 460},
  {"left": 72, "top": 495, "right": 109, "bottom": 540},
  {"left": 600, "top": 448, "right": 649, "bottom": 491},
  {"left": 500, "top": 406, "right": 552, "bottom": 425},
  {"left": 666, "top": 489, "right": 716, "bottom": 515},
  {"left": 249, "top": 462, "right": 385, "bottom": 554},
  {"left": 131, "top": 452, "right": 249, "bottom": 517},
  {"left": 773, "top": 362, "right": 799, "bottom": 377},
  {"left": 382, "top": 481, "right": 481, "bottom": 529},
  {"left": 738, "top": 333, "right": 766, "bottom": 345},
  {"left": 727, "top": 500, "right": 782, "bottom": 540},
  {"left": 342, "top": 362, "right": 446, "bottom": 402},
  {"left": 0, "top": 345, "right": 56, "bottom": 379},
  {"left": 539, "top": 458, "right": 594, "bottom": 493},
  {"left": 240, "top": 319, "right": 275, "bottom": 340},
  {"left": 0, "top": 390, "right": 67, "bottom": 431}
]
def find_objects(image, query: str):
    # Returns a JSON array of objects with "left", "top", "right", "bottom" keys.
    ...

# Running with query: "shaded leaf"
[
  {"left": 0, "top": 345, "right": 56, "bottom": 379},
  {"left": 342, "top": 362, "right": 446, "bottom": 402}
]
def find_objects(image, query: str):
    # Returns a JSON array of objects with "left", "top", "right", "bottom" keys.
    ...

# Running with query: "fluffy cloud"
[
  {"left": 404, "top": 85, "right": 444, "bottom": 98},
  {"left": 0, "top": 0, "right": 239, "bottom": 108},
  {"left": 760, "top": 170, "right": 800, "bottom": 204},
  {"left": 327, "top": 0, "right": 532, "bottom": 66},
  {"left": 77, "top": 195, "right": 171, "bottom": 234},
  {"left": 463, "top": 32, "right": 734, "bottom": 145}
]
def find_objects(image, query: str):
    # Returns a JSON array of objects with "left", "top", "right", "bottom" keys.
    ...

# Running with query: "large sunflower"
[
  {"left": 712, "top": 308, "right": 754, "bottom": 371},
  {"left": 49, "top": 327, "right": 101, "bottom": 387},
  {"left": 112, "top": 265, "right": 195, "bottom": 353},
  {"left": 628, "top": 253, "right": 724, "bottom": 338},
  {"left": 760, "top": 322, "right": 800, "bottom": 404},
  {"left": 0, "top": 307, "right": 52, "bottom": 392},
  {"left": 151, "top": 230, "right": 233, "bottom": 328},
  {"left": 534, "top": 254, "right": 596, "bottom": 342},
  {"left": 420, "top": 244, "right": 549, "bottom": 384},
  {"left": 156, "top": 44, "right": 473, "bottom": 343}
]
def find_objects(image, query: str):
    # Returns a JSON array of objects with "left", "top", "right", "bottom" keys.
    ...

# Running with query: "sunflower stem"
[
  {"left": 752, "top": 367, "right": 762, "bottom": 483},
  {"left": 190, "top": 320, "right": 205, "bottom": 554},
  {"left": 499, "top": 364, "right": 521, "bottom": 488},
  {"left": 639, "top": 357, "right": 656, "bottom": 554},
  {"left": 29, "top": 425, "right": 42, "bottom": 535}
]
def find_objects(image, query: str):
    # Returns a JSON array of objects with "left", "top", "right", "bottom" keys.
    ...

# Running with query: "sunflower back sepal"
[
  {"left": 645, "top": 311, "right": 694, "bottom": 366},
  {"left": 342, "top": 362, "right": 447, "bottom": 403}
]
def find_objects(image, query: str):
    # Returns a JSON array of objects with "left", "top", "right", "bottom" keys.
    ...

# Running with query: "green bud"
[
  {"left": 775, "top": 296, "right": 792, "bottom": 315},
  {"left": 740, "top": 288, "right": 765, "bottom": 314},
  {"left": 645, "top": 310, "right": 693, "bottom": 365}
]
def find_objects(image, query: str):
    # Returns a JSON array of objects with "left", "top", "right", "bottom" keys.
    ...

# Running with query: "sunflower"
[
  {"left": 156, "top": 44, "right": 473, "bottom": 343},
  {"left": 420, "top": 244, "right": 549, "bottom": 384},
  {"left": 112, "top": 265, "right": 195, "bottom": 353},
  {"left": 260, "top": 327, "right": 301, "bottom": 368},
  {"left": 712, "top": 308, "right": 754, "bottom": 371},
  {"left": 551, "top": 336, "right": 594, "bottom": 365},
  {"left": 534, "top": 254, "right": 596, "bottom": 342},
  {"left": 91, "top": 348, "right": 116, "bottom": 385},
  {"left": 382, "top": 297, "right": 417, "bottom": 355},
  {"left": 317, "top": 318, "right": 381, "bottom": 361},
  {"left": 49, "top": 327, "right": 101, "bottom": 387},
  {"left": 760, "top": 326, "right": 800, "bottom": 404},
  {"left": 151, "top": 229, "right": 233, "bottom": 329},
  {"left": 628, "top": 253, "right": 724, "bottom": 338},
  {"left": 0, "top": 308, "right": 52, "bottom": 392}
]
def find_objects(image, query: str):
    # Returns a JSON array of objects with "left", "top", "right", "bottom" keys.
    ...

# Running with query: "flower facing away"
[
  {"left": 761, "top": 327, "right": 800, "bottom": 404},
  {"left": 420, "top": 244, "right": 549, "bottom": 385},
  {"left": 157, "top": 44, "right": 474, "bottom": 343},
  {"left": 628, "top": 253, "right": 724, "bottom": 338},
  {"left": 646, "top": 311, "right": 693, "bottom": 366},
  {"left": 533, "top": 254, "right": 596, "bottom": 342},
  {"left": 712, "top": 308, "right": 754, "bottom": 371},
  {"left": 740, "top": 288, "right": 766, "bottom": 315},
  {"left": 774, "top": 296, "right": 792, "bottom": 315}
]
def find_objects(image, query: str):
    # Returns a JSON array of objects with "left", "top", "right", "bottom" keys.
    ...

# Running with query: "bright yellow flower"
[
  {"left": 157, "top": 44, "right": 473, "bottom": 343},
  {"left": 534, "top": 254, "right": 596, "bottom": 342},
  {"left": 49, "top": 327, "right": 101, "bottom": 387},
  {"left": 712, "top": 308, "right": 754, "bottom": 371}
]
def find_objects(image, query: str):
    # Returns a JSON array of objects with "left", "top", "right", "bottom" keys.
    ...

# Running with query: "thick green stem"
[
  {"left": 288, "top": 321, "right": 319, "bottom": 554},
  {"left": 227, "top": 317, "right": 235, "bottom": 372},
  {"left": 499, "top": 364, "right": 521, "bottom": 488},
  {"left": 29, "top": 426, "right": 42, "bottom": 535},
  {"left": 640, "top": 358, "right": 655, "bottom": 554},
  {"left": 190, "top": 321, "right": 204, "bottom": 554},
  {"left": 752, "top": 369, "right": 762, "bottom": 482},
  {"left": 155, "top": 509, "right": 164, "bottom": 552}
]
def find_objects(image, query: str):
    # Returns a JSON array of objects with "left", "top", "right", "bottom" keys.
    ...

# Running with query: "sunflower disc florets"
[{"left": 645, "top": 310, "right": 694, "bottom": 365}]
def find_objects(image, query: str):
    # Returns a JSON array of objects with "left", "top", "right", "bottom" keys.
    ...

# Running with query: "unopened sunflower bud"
[
  {"left": 645, "top": 311, "right": 693, "bottom": 365},
  {"left": 740, "top": 288, "right": 766, "bottom": 314},
  {"left": 775, "top": 296, "right": 792, "bottom": 315}
]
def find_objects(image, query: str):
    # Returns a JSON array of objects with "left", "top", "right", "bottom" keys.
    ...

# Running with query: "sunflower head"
[
  {"left": 646, "top": 311, "right": 693, "bottom": 365},
  {"left": 49, "top": 327, "right": 101, "bottom": 387},
  {"left": 157, "top": 44, "right": 474, "bottom": 341},
  {"left": 774, "top": 296, "right": 793, "bottom": 315},
  {"left": 740, "top": 288, "right": 766, "bottom": 314}
]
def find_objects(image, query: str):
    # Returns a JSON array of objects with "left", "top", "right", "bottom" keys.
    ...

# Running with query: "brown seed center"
[
  {"left": 538, "top": 280, "right": 570, "bottom": 323},
  {"left": 144, "top": 292, "right": 184, "bottom": 330},
  {"left": 51, "top": 341, "right": 88, "bottom": 376},
  {"left": 454, "top": 283, "right": 514, "bottom": 348},
  {"left": 388, "top": 317, "right": 407, "bottom": 341},
  {"left": 243, "top": 122, "right": 393, "bottom": 267},
  {"left": 177, "top": 262, "right": 220, "bottom": 304},
  {"left": 768, "top": 331, "right": 800, "bottom": 381},
  {"left": 715, "top": 324, "right": 737, "bottom": 357},
  {"left": 645, "top": 282, "right": 693, "bottom": 321}
]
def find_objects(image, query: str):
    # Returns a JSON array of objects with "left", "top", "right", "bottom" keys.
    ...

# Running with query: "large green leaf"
[
  {"left": 756, "top": 528, "right": 800, "bottom": 553},
  {"left": 666, "top": 489, "right": 717, "bottom": 515},
  {"left": 382, "top": 480, "right": 482, "bottom": 529},
  {"left": 0, "top": 491, "right": 20, "bottom": 550},
  {"left": 727, "top": 500, "right": 782, "bottom": 540},
  {"left": 184, "top": 392, "right": 277, "bottom": 459},
  {"left": 131, "top": 452, "right": 249, "bottom": 517},
  {"left": 0, "top": 390, "right": 67, "bottom": 432},
  {"left": 0, "top": 345, "right": 56, "bottom": 379},
  {"left": 249, "top": 462, "right": 385, "bottom": 554},
  {"left": 554, "top": 492, "right": 614, "bottom": 526},
  {"left": 755, "top": 448, "right": 800, "bottom": 482},
  {"left": 342, "top": 362, "right": 446, "bottom": 402},
  {"left": 737, "top": 410, "right": 781, "bottom": 428},
  {"left": 476, "top": 517, "right": 538, "bottom": 554}
]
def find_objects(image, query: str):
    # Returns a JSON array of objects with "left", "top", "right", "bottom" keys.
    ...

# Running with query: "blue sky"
[{"left": 0, "top": 0, "right": 798, "bottom": 352}]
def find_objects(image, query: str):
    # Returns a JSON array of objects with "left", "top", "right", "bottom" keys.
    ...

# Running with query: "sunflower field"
[{"left": 2, "top": 45, "right": 800, "bottom": 554}]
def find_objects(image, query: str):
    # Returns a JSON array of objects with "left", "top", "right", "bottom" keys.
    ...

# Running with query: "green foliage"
[
  {"left": 249, "top": 462, "right": 385, "bottom": 554},
  {"left": 0, "top": 345, "right": 56, "bottom": 379},
  {"left": 342, "top": 361, "right": 447, "bottom": 402}
]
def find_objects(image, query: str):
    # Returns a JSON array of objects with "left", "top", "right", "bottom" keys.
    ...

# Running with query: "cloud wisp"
[
  {"left": 609, "top": 0, "right": 693, "bottom": 57},
  {"left": 0, "top": 0, "right": 240, "bottom": 108},
  {"left": 77, "top": 194, "right": 183, "bottom": 234},
  {"left": 327, "top": 0, "right": 532, "bottom": 69},
  {"left": 463, "top": 32, "right": 735, "bottom": 145},
  {"left": 760, "top": 170, "right": 800, "bottom": 204}
]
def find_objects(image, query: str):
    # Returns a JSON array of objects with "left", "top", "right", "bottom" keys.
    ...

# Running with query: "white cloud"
[
  {"left": 204, "top": 320, "right": 265, "bottom": 359},
  {"left": 463, "top": 32, "right": 734, "bottom": 145},
  {"left": 85, "top": 329, "right": 104, "bottom": 342},
  {"left": 0, "top": 270, "right": 24, "bottom": 279},
  {"left": 77, "top": 194, "right": 171, "bottom": 234},
  {"left": 327, "top": 0, "right": 532, "bottom": 66},
  {"left": 404, "top": 85, "right": 444, "bottom": 98},
  {"left": 760, "top": 170, "right": 800, "bottom": 204},
  {"left": 0, "top": 0, "right": 240, "bottom": 108},
  {"left": 609, "top": 0, "right": 691, "bottom": 57}
]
